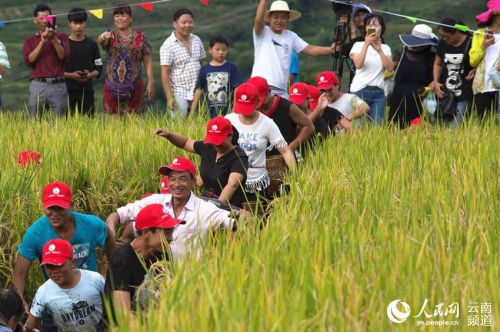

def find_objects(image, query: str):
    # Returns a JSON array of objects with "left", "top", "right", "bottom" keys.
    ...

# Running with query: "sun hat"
[
  {"left": 135, "top": 204, "right": 185, "bottom": 231},
  {"left": 476, "top": 0, "right": 500, "bottom": 25},
  {"left": 288, "top": 82, "right": 310, "bottom": 106},
  {"left": 204, "top": 117, "right": 233, "bottom": 145},
  {"left": 41, "top": 239, "right": 74, "bottom": 266},
  {"left": 265, "top": 1, "right": 301, "bottom": 22},
  {"left": 158, "top": 157, "right": 197, "bottom": 177},
  {"left": 353, "top": 3, "right": 372, "bottom": 16},
  {"left": 42, "top": 181, "right": 73, "bottom": 209},
  {"left": 308, "top": 85, "right": 320, "bottom": 110},
  {"left": 399, "top": 24, "right": 438, "bottom": 47},
  {"left": 232, "top": 83, "right": 260, "bottom": 115},
  {"left": 316, "top": 71, "right": 339, "bottom": 90}
]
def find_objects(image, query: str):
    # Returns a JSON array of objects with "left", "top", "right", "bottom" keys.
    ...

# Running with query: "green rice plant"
[{"left": 0, "top": 111, "right": 498, "bottom": 331}]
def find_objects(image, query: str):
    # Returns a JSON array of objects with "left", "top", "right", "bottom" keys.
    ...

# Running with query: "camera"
[{"left": 331, "top": 0, "right": 352, "bottom": 17}]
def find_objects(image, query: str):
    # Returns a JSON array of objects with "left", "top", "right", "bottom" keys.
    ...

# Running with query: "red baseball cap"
[
  {"left": 158, "top": 156, "right": 197, "bottom": 177},
  {"left": 308, "top": 85, "right": 320, "bottom": 111},
  {"left": 42, "top": 182, "right": 73, "bottom": 209},
  {"left": 204, "top": 117, "right": 233, "bottom": 145},
  {"left": 247, "top": 76, "right": 269, "bottom": 108},
  {"left": 160, "top": 176, "right": 170, "bottom": 194},
  {"left": 135, "top": 204, "right": 185, "bottom": 231},
  {"left": 233, "top": 83, "right": 260, "bottom": 115},
  {"left": 41, "top": 239, "right": 74, "bottom": 266},
  {"left": 288, "top": 82, "right": 310, "bottom": 106},
  {"left": 316, "top": 71, "right": 339, "bottom": 90},
  {"left": 18, "top": 150, "right": 42, "bottom": 168}
]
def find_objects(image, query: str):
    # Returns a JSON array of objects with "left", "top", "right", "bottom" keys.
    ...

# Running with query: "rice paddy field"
[{"left": 0, "top": 111, "right": 498, "bottom": 331}]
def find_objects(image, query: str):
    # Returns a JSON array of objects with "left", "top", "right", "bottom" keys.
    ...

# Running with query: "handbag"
[
  {"left": 437, "top": 88, "right": 457, "bottom": 118},
  {"left": 107, "top": 81, "right": 136, "bottom": 101}
]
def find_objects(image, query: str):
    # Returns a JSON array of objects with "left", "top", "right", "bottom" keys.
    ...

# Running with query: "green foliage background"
[{"left": 0, "top": 0, "right": 485, "bottom": 109}]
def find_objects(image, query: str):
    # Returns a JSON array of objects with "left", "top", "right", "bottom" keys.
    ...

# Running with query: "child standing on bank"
[
  {"left": 64, "top": 8, "right": 103, "bottom": 116},
  {"left": 191, "top": 36, "right": 243, "bottom": 118}
]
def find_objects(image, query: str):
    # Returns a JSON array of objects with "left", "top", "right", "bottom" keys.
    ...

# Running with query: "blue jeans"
[
  {"left": 445, "top": 100, "right": 468, "bottom": 128},
  {"left": 354, "top": 87, "right": 386, "bottom": 124}
]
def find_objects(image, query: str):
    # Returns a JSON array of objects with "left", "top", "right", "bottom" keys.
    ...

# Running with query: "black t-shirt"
[
  {"left": 65, "top": 37, "right": 103, "bottom": 91},
  {"left": 105, "top": 243, "right": 151, "bottom": 312},
  {"left": 436, "top": 35, "right": 473, "bottom": 102},
  {"left": 264, "top": 96, "right": 298, "bottom": 157},
  {"left": 322, "top": 106, "right": 345, "bottom": 131},
  {"left": 193, "top": 141, "right": 248, "bottom": 208}
]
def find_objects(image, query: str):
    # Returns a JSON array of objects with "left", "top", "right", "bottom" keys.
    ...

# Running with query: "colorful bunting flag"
[
  {"left": 405, "top": 16, "right": 417, "bottom": 24},
  {"left": 200, "top": 0, "right": 209, "bottom": 5},
  {"left": 90, "top": 9, "right": 104, "bottom": 19},
  {"left": 454, "top": 24, "right": 470, "bottom": 32},
  {"left": 45, "top": 15, "right": 55, "bottom": 27},
  {"left": 139, "top": 2, "right": 154, "bottom": 11}
]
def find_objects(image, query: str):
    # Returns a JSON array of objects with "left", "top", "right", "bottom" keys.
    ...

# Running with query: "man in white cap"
[{"left": 252, "top": 0, "right": 336, "bottom": 97}]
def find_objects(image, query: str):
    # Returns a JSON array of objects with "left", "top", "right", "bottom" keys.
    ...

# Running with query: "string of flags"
[
  {"left": 329, "top": 0, "right": 478, "bottom": 34},
  {"left": 0, "top": 0, "right": 209, "bottom": 28}
]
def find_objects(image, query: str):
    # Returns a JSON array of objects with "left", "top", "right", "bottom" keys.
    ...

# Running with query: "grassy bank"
[{"left": 0, "top": 112, "right": 498, "bottom": 330}]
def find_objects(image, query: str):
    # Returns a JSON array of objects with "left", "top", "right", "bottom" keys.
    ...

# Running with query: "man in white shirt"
[
  {"left": 252, "top": 0, "right": 336, "bottom": 97},
  {"left": 106, "top": 156, "right": 240, "bottom": 260}
]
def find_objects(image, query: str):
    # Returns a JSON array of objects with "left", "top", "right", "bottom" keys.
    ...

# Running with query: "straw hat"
[
  {"left": 399, "top": 24, "right": 438, "bottom": 47},
  {"left": 265, "top": 1, "right": 302, "bottom": 23}
]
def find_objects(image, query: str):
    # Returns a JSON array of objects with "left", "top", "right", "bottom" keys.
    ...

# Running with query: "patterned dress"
[{"left": 103, "top": 30, "right": 152, "bottom": 114}]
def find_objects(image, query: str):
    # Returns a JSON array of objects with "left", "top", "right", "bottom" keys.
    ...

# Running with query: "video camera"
[{"left": 331, "top": 0, "right": 352, "bottom": 17}]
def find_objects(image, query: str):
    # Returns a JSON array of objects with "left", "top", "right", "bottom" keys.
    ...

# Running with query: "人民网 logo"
[{"left": 387, "top": 300, "right": 411, "bottom": 324}]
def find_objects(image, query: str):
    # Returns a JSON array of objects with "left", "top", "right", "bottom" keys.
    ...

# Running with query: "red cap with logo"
[
  {"left": 158, "top": 156, "right": 197, "bottom": 177},
  {"left": 160, "top": 176, "right": 170, "bottom": 194},
  {"left": 233, "top": 83, "right": 260, "bottom": 115},
  {"left": 316, "top": 71, "right": 339, "bottom": 90},
  {"left": 18, "top": 150, "right": 42, "bottom": 168},
  {"left": 288, "top": 82, "right": 310, "bottom": 106},
  {"left": 135, "top": 204, "right": 185, "bottom": 231},
  {"left": 42, "top": 182, "right": 73, "bottom": 209},
  {"left": 204, "top": 117, "right": 233, "bottom": 145},
  {"left": 246, "top": 76, "right": 269, "bottom": 107},
  {"left": 41, "top": 239, "right": 74, "bottom": 266},
  {"left": 308, "top": 85, "right": 320, "bottom": 111}
]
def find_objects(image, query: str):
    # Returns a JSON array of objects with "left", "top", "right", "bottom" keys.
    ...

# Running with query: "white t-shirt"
[
  {"left": 349, "top": 42, "right": 392, "bottom": 92},
  {"left": 225, "top": 112, "right": 287, "bottom": 192},
  {"left": 329, "top": 93, "right": 367, "bottom": 126},
  {"left": 483, "top": 34, "right": 500, "bottom": 92},
  {"left": 30, "top": 270, "right": 105, "bottom": 332},
  {"left": 251, "top": 26, "right": 308, "bottom": 92}
]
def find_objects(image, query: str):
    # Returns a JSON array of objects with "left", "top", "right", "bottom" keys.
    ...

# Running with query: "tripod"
[{"left": 332, "top": 13, "right": 355, "bottom": 86}]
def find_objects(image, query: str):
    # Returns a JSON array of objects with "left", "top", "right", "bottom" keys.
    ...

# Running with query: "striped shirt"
[
  {"left": 0, "top": 41, "right": 10, "bottom": 80},
  {"left": 160, "top": 32, "right": 206, "bottom": 100}
]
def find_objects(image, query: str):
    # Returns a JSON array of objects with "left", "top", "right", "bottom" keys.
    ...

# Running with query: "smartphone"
[
  {"left": 367, "top": 28, "right": 376, "bottom": 35},
  {"left": 78, "top": 71, "right": 88, "bottom": 77}
]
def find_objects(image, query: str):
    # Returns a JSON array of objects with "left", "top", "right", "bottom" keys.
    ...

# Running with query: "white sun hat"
[
  {"left": 265, "top": 1, "right": 302, "bottom": 22},
  {"left": 399, "top": 24, "right": 438, "bottom": 47}
]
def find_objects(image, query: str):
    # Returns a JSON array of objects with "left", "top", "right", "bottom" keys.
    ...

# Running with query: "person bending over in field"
[
  {"left": 24, "top": 239, "right": 105, "bottom": 331},
  {"left": 105, "top": 204, "right": 184, "bottom": 318},
  {"left": 13, "top": 181, "right": 115, "bottom": 320},
  {"left": 154, "top": 116, "right": 248, "bottom": 208},
  {"left": 0, "top": 289, "right": 33, "bottom": 332},
  {"left": 106, "top": 157, "right": 243, "bottom": 261}
]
